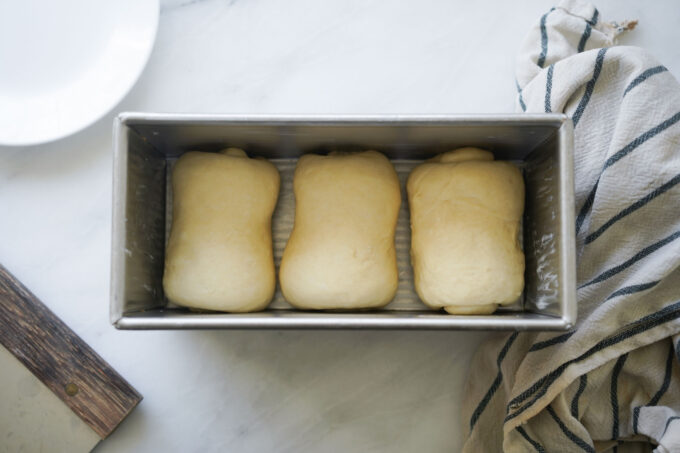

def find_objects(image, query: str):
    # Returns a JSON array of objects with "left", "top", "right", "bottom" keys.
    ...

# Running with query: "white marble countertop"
[{"left": 1, "top": 1, "right": 679, "bottom": 451}]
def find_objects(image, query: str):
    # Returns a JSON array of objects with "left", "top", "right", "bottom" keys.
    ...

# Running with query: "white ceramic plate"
[{"left": 0, "top": 0, "right": 159, "bottom": 146}]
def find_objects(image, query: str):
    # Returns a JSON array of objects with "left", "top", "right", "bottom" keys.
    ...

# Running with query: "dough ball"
[
  {"left": 280, "top": 151, "right": 401, "bottom": 309},
  {"left": 163, "top": 148, "right": 280, "bottom": 312},
  {"left": 407, "top": 147, "right": 525, "bottom": 314}
]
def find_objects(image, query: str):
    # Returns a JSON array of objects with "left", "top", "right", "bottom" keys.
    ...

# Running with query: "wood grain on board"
[{"left": 0, "top": 263, "right": 142, "bottom": 438}]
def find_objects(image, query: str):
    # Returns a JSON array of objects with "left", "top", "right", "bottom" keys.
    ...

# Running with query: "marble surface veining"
[{"left": 0, "top": 1, "right": 678, "bottom": 452}]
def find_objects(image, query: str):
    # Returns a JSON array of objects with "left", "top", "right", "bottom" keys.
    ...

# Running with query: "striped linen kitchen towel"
[{"left": 462, "top": 1, "right": 680, "bottom": 452}]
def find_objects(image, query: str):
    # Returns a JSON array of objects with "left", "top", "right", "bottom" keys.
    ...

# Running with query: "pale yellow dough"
[
  {"left": 280, "top": 151, "right": 401, "bottom": 309},
  {"left": 407, "top": 147, "right": 525, "bottom": 314},
  {"left": 163, "top": 148, "right": 280, "bottom": 312}
]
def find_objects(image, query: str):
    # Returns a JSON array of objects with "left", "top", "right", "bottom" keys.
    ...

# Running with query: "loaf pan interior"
[{"left": 111, "top": 115, "right": 575, "bottom": 330}]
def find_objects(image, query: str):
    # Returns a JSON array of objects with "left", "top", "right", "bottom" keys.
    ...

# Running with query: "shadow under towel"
[{"left": 462, "top": 1, "right": 680, "bottom": 452}]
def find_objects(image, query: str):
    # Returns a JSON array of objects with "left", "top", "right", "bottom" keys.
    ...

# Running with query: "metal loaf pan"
[{"left": 111, "top": 113, "right": 576, "bottom": 330}]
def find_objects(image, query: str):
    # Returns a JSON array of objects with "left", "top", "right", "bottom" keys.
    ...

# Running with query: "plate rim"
[{"left": 0, "top": 0, "right": 160, "bottom": 147}]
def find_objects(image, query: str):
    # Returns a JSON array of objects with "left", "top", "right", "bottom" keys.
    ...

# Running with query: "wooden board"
[{"left": 0, "top": 263, "right": 142, "bottom": 439}]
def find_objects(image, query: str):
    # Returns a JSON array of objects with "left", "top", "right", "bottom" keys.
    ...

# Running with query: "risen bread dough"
[
  {"left": 280, "top": 151, "right": 401, "bottom": 309},
  {"left": 407, "top": 148, "right": 525, "bottom": 315},
  {"left": 163, "top": 148, "right": 280, "bottom": 312}
]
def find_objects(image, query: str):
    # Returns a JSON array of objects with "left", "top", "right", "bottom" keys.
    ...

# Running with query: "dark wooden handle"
[{"left": 0, "top": 263, "right": 142, "bottom": 439}]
